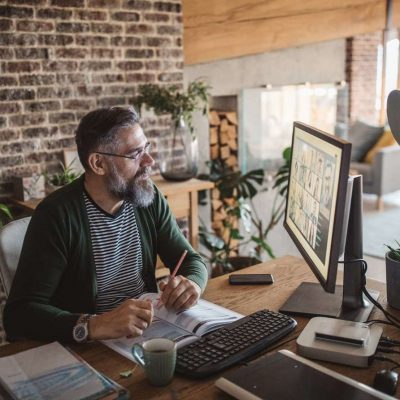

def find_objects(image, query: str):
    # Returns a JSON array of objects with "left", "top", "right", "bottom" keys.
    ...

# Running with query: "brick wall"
[
  {"left": 0, "top": 0, "right": 184, "bottom": 198},
  {"left": 346, "top": 31, "right": 381, "bottom": 125}
]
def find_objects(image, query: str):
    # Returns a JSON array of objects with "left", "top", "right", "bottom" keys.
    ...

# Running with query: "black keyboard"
[{"left": 176, "top": 309, "right": 297, "bottom": 378}]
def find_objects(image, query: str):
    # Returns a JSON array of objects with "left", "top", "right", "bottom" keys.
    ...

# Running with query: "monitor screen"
[{"left": 284, "top": 122, "right": 351, "bottom": 292}]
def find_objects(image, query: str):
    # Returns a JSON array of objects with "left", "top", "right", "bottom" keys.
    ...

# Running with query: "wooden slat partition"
[{"left": 183, "top": 0, "right": 396, "bottom": 65}]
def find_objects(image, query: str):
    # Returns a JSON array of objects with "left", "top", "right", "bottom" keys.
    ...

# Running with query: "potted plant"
[
  {"left": 46, "top": 160, "right": 80, "bottom": 192},
  {"left": 385, "top": 241, "right": 400, "bottom": 309},
  {"left": 135, "top": 80, "right": 210, "bottom": 181},
  {"left": 0, "top": 203, "right": 12, "bottom": 228},
  {"left": 199, "top": 147, "right": 291, "bottom": 277}
]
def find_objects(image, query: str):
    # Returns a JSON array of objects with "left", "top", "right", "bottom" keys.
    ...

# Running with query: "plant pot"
[
  {"left": 159, "top": 115, "right": 198, "bottom": 181},
  {"left": 385, "top": 251, "right": 400, "bottom": 309},
  {"left": 211, "top": 256, "right": 262, "bottom": 278}
]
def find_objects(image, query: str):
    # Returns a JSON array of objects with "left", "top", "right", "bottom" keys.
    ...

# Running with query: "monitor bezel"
[{"left": 283, "top": 122, "right": 352, "bottom": 293}]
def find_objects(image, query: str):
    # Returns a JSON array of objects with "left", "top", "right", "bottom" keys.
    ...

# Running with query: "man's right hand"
[{"left": 88, "top": 299, "right": 153, "bottom": 340}]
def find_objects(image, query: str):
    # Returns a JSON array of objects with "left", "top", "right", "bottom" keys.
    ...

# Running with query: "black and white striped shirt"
[{"left": 84, "top": 192, "right": 146, "bottom": 314}]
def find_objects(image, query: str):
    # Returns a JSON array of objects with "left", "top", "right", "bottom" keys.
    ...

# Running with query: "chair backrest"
[{"left": 0, "top": 217, "right": 31, "bottom": 297}]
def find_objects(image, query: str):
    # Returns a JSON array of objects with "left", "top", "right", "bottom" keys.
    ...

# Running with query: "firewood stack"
[{"left": 209, "top": 110, "right": 239, "bottom": 254}]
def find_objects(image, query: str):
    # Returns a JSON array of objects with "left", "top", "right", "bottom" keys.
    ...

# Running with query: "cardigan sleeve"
[
  {"left": 3, "top": 203, "right": 81, "bottom": 342},
  {"left": 153, "top": 188, "right": 208, "bottom": 292}
]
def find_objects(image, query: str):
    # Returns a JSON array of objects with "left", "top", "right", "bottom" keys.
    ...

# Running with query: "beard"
[{"left": 107, "top": 165, "right": 155, "bottom": 207}]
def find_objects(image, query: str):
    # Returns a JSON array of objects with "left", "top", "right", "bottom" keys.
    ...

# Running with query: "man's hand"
[
  {"left": 88, "top": 299, "right": 153, "bottom": 340},
  {"left": 159, "top": 276, "right": 201, "bottom": 311}
]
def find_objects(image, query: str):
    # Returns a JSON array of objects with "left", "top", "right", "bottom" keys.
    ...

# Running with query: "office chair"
[{"left": 0, "top": 217, "right": 30, "bottom": 297}]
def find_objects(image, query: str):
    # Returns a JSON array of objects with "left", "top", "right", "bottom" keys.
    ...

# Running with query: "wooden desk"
[{"left": 1, "top": 256, "right": 397, "bottom": 399}]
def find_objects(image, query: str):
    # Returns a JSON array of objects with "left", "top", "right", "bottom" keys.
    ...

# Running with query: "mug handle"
[{"left": 131, "top": 344, "right": 145, "bottom": 367}]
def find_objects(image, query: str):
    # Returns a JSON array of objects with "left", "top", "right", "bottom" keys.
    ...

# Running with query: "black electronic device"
[
  {"left": 175, "top": 309, "right": 296, "bottom": 378},
  {"left": 280, "top": 122, "right": 379, "bottom": 322},
  {"left": 229, "top": 274, "right": 274, "bottom": 285},
  {"left": 373, "top": 369, "right": 399, "bottom": 396}
]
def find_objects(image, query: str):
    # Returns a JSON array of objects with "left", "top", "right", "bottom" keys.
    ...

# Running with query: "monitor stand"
[
  {"left": 279, "top": 282, "right": 379, "bottom": 322},
  {"left": 280, "top": 175, "right": 379, "bottom": 323}
]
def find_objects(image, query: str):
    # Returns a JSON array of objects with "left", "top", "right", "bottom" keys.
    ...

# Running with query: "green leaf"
[{"left": 251, "top": 236, "right": 276, "bottom": 259}]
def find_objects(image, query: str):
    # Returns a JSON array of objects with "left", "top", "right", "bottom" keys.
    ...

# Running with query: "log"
[
  {"left": 211, "top": 188, "right": 220, "bottom": 199},
  {"left": 220, "top": 118, "right": 229, "bottom": 132},
  {"left": 210, "top": 144, "right": 219, "bottom": 159},
  {"left": 228, "top": 139, "right": 237, "bottom": 150},
  {"left": 209, "top": 110, "right": 220, "bottom": 126},
  {"left": 212, "top": 199, "right": 223, "bottom": 210},
  {"left": 226, "top": 112, "right": 238, "bottom": 125},
  {"left": 220, "top": 145, "right": 230, "bottom": 159},
  {"left": 210, "top": 127, "right": 218, "bottom": 145},
  {"left": 211, "top": 220, "right": 223, "bottom": 231},
  {"left": 227, "top": 125, "right": 237, "bottom": 139},
  {"left": 220, "top": 131, "right": 229, "bottom": 145},
  {"left": 225, "top": 155, "right": 238, "bottom": 168}
]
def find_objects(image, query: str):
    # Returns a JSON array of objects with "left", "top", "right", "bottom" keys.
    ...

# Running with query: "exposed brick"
[
  {"left": 39, "top": 34, "right": 74, "bottom": 46},
  {"left": 175, "top": 37, "right": 182, "bottom": 47},
  {"left": 153, "top": 2, "right": 181, "bottom": 13},
  {"left": 111, "top": 11, "right": 140, "bottom": 22},
  {"left": 91, "top": 48, "right": 122, "bottom": 58},
  {"left": 43, "top": 137, "right": 76, "bottom": 150},
  {"left": 125, "top": 49, "right": 154, "bottom": 58},
  {"left": 0, "top": 155, "right": 24, "bottom": 168},
  {"left": 42, "top": 60, "right": 78, "bottom": 71},
  {"left": 24, "top": 100, "right": 60, "bottom": 113},
  {"left": 19, "top": 74, "right": 56, "bottom": 86},
  {"left": 104, "top": 85, "right": 137, "bottom": 96},
  {"left": 0, "top": 88, "right": 35, "bottom": 101},
  {"left": 0, "top": 117, "right": 6, "bottom": 128},
  {"left": 48, "top": 112, "right": 76, "bottom": 124},
  {"left": 144, "top": 13, "right": 169, "bottom": 22},
  {"left": 56, "top": 73, "right": 88, "bottom": 85},
  {"left": 0, "top": 129, "right": 20, "bottom": 141},
  {"left": 0, "top": 103, "right": 21, "bottom": 114},
  {"left": 5, "top": 61, "right": 40, "bottom": 73},
  {"left": 22, "top": 126, "right": 58, "bottom": 139},
  {"left": 50, "top": 0, "right": 84, "bottom": 7},
  {"left": 76, "top": 85, "right": 103, "bottom": 96},
  {"left": 156, "top": 48, "right": 182, "bottom": 58},
  {"left": 91, "top": 22, "right": 123, "bottom": 34},
  {"left": 0, "top": 140, "right": 39, "bottom": 155},
  {"left": 126, "top": 73, "right": 155, "bottom": 83},
  {"left": 0, "top": 5, "right": 33, "bottom": 18},
  {"left": 0, "top": 76, "right": 18, "bottom": 86},
  {"left": 126, "top": 24, "right": 154, "bottom": 34},
  {"left": 37, "top": 8, "right": 72, "bottom": 19},
  {"left": 157, "top": 25, "right": 181, "bottom": 35},
  {"left": 25, "top": 151, "right": 61, "bottom": 163},
  {"left": 75, "top": 35, "right": 109, "bottom": 46},
  {"left": 15, "top": 48, "right": 49, "bottom": 59},
  {"left": 56, "top": 22, "right": 90, "bottom": 33},
  {"left": 158, "top": 72, "right": 183, "bottom": 82},
  {"left": 0, "top": 48, "right": 13, "bottom": 59},
  {"left": 87, "top": 0, "right": 122, "bottom": 7},
  {"left": 97, "top": 97, "right": 127, "bottom": 107},
  {"left": 16, "top": 20, "right": 54, "bottom": 32},
  {"left": 116, "top": 61, "right": 143, "bottom": 71},
  {"left": 123, "top": 0, "right": 151, "bottom": 10},
  {"left": 6, "top": 111, "right": 44, "bottom": 128},
  {"left": 145, "top": 60, "right": 161, "bottom": 70},
  {"left": 0, "top": 18, "right": 14, "bottom": 31},
  {"left": 39, "top": 85, "right": 69, "bottom": 98},
  {"left": 111, "top": 36, "right": 141, "bottom": 47},
  {"left": 146, "top": 36, "right": 172, "bottom": 47},
  {"left": 0, "top": 33, "right": 37, "bottom": 46},
  {"left": 79, "top": 61, "right": 111, "bottom": 71},
  {"left": 55, "top": 48, "right": 88, "bottom": 58},
  {"left": 63, "top": 99, "right": 95, "bottom": 110},
  {"left": 91, "top": 73, "right": 124, "bottom": 84},
  {"left": 59, "top": 124, "right": 77, "bottom": 136},
  {"left": 75, "top": 10, "right": 107, "bottom": 21},
  {"left": 7, "top": 0, "right": 46, "bottom": 5}
]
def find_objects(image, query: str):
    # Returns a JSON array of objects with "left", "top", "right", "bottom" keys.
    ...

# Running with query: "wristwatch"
[{"left": 72, "top": 314, "right": 94, "bottom": 343}]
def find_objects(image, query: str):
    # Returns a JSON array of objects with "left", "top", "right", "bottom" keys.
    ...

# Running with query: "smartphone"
[{"left": 229, "top": 274, "right": 274, "bottom": 285}]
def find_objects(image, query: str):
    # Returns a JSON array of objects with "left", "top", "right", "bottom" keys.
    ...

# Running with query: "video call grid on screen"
[{"left": 286, "top": 126, "right": 342, "bottom": 280}]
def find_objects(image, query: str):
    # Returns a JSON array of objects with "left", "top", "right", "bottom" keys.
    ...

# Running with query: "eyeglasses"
[{"left": 96, "top": 142, "right": 152, "bottom": 161}]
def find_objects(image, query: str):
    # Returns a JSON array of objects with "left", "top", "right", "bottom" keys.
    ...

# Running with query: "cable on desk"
[{"left": 373, "top": 355, "right": 400, "bottom": 371}]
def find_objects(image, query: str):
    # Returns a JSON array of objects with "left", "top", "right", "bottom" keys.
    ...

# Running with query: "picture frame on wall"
[
  {"left": 63, "top": 148, "right": 84, "bottom": 175},
  {"left": 13, "top": 175, "right": 45, "bottom": 201}
]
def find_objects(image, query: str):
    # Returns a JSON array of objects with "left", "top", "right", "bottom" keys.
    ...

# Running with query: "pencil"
[{"left": 156, "top": 250, "right": 188, "bottom": 308}]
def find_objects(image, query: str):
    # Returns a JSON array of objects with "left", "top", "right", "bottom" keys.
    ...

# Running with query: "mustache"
[{"left": 135, "top": 166, "right": 152, "bottom": 179}]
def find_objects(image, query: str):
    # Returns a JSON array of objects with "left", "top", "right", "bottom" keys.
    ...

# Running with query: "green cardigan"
[{"left": 4, "top": 176, "right": 207, "bottom": 342}]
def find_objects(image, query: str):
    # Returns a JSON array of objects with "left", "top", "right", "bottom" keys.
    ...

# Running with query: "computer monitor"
[{"left": 280, "top": 122, "right": 379, "bottom": 322}]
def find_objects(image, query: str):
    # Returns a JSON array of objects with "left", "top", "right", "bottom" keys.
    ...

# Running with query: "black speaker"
[{"left": 387, "top": 89, "right": 400, "bottom": 145}]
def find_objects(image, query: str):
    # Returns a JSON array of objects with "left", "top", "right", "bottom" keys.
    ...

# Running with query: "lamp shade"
[{"left": 387, "top": 90, "right": 400, "bottom": 145}]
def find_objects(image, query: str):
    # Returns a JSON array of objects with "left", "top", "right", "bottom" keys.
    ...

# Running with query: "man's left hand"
[{"left": 159, "top": 276, "right": 201, "bottom": 311}]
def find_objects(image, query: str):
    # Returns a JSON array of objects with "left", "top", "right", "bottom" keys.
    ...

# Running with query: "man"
[{"left": 4, "top": 106, "right": 207, "bottom": 343}]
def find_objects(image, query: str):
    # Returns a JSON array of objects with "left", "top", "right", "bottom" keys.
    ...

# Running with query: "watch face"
[{"left": 73, "top": 324, "right": 88, "bottom": 343}]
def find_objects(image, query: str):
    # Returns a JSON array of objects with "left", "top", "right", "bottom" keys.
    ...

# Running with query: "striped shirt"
[{"left": 84, "top": 192, "right": 146, "bottom": 314}]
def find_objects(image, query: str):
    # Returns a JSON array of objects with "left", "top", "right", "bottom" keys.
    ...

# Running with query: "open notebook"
[{"left": 102, "top": 292, "right": 242, "bottom": 362}]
